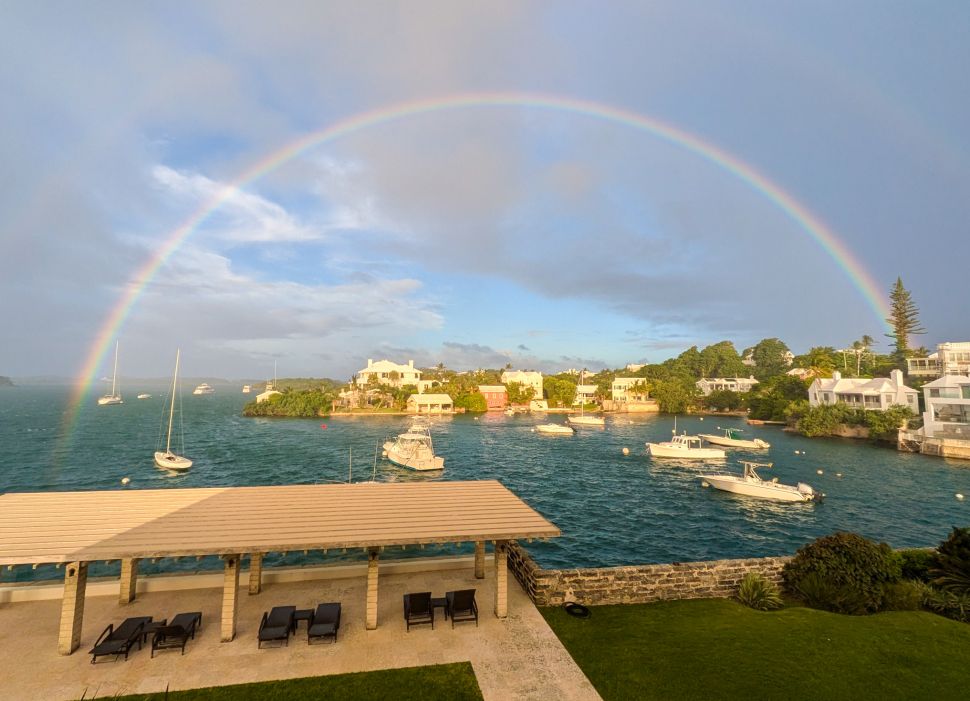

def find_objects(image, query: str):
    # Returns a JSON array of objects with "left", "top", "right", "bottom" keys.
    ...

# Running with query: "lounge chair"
[
  {"left": 403, "top": 592, "right": 434, "bottom": 631},
  {"left": 446, "top": 589, "right": 479, "bottom": 628},
  {"left": 257, "top": 606, "right": 295, "bottom": 648},
  {"left": 307, "top": 602, "right": 341, "bottom": 644},
  {"left": 89, "top": 616, "right": 151, "bottom": 663},
  {"left": 151, "top": 612, "right": 202, "bottom": 657}
]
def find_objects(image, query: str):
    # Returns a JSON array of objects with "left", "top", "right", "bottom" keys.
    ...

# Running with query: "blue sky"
[{"left": 1, "top": 2, "right": 968, "bottom": 381}]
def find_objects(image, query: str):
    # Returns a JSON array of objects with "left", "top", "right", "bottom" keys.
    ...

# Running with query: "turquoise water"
[{"left": 2, "top": 385, "right": 969, "bottom": 580}]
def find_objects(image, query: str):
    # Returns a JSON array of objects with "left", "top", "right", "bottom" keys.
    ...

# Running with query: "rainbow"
[{"left": 65, "top": 92, "right": 890, "bottom": 439}]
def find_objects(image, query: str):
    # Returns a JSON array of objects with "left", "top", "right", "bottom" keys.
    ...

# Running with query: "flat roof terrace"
[{"left": 0, "top": 480, "right": 559, "bottom": 654}]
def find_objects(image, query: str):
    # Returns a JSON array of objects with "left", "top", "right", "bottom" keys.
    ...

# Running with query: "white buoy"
[
  {"left": 836, "top": 473, "right": 843, "bottom": 478},
  {"left": 699, "top": 417, "right": 704, "bottom": 421},
  {"left": 701, "top": 481, "right": 710, "bottom": 488},
  {"left": 531, "top": 428, "right": 535, "bottom": 433},
  {"left": 120, "top": 477, "right": 131, "bottom": 486},
  {"left": 816, "top": 469, "right": 824, "bottom": 475},
  {"left": 957, "top": 493, "right": 965, "bottom": 500},
  {"left": 794, "top": 450, "right": 800, "bottom": 455},
  {"left": 622, "top": 447, "right": 630, "bottom": 455}
]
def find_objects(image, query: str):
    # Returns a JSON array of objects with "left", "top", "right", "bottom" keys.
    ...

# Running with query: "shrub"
[
  {"left": 783, "top": 532, "right": 901, "bottom": 613},
  {"left": 881, "top": 580, "right": 925, "bottom": 611},
  {"left": 931, "top": 526, "right": 970, "bottom": 594},
  {"left": 454, "top": 392, "right": 487, "bottom": 412},
  {"left": 864, "top": 405, "right": 914, "bottom": 442},
  {"left": 898, "top": 548, "right": 938, "bottom": 582},
  {"left": 736, "top": 572, "right": 783, "bottom": 611},
  {"left": 792, "top": 573, "right": 869, "bottom": 615},
  {"left": 921, "top": 586, "right": 970, "bottom": 623}
]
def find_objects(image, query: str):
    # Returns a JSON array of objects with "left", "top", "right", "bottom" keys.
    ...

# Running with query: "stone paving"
[{"left": 0, "top": 564, "right": 601, "bottom": 701}]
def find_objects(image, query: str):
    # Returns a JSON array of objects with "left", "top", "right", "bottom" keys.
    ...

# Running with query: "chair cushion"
[
  {"left": 258, "top": 625, "right": 290, "bottom": 641},
  {"left": 308, "top": 622, "right": 336, "bottom": 637}
]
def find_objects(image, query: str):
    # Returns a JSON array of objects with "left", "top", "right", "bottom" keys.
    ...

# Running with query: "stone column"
[
  {"left": 365, "top": 549, "right": 379, "bottom": 630},
  {"left": 474, "top": 541, "right": 485, "bottom": 579},
  {"left": 248, "top": 552, "right": 263, "bottom": 595},
  {"left": 119, "top": 558, "right": 139, "bottom": 604},
  {"left": 221, "top": 555, "right": 241, "bottom": 642},
  {"left": 58, "top": 562, "right": 88, "bottom": 655},
  {"left": 494, "top": 540, "right": 508, "bottom": 618}
]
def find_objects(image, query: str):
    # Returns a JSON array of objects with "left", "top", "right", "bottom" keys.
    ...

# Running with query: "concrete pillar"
[
  {"left": 474, "top": 541, "right": 485, "bottom": 579},
  {"left": 494, "top": 540, "right": 508, "bottom": 618},
  {"left": 365, "top": 549, "right": 379, "bottom": 630},
  {"left": 58, "top": 562, "right": 88, "bottom": 655},
  {"left": 248, "top": 552, "right": 263, "bottom": 595},
  {"left": 119, "top": 558, "right": 139, "bottom": 604},
  {"left": 221, "top": 555, "right": 241, "bottom": 642}
]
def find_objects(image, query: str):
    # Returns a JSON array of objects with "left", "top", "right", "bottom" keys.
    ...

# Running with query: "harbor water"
[{"left": 2, "top": 385, "right": 968, "bottom": 581}]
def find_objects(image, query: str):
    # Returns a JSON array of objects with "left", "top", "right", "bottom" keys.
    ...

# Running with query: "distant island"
[{"left": 0, "top": 376, "right": 14, "bottom": 387}]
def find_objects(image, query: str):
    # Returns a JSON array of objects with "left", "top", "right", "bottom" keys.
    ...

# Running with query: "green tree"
[
  {"left": 885, "top": 277, "right": 926, "bottom": 359},
  {"left": 455, "top": 392, "right": 487, "bottom": 412},
  {"left": 505, "top": 381, "right": 536, "bottom": 405},
  {"left": 745, "top": 338, "right": 791, "bottom": 380},
  {"left": 698, "top": 341, "right": 747, "bottom": 378},
  {"left": 797, "top": 346, "right": 838, "bottom": 375},
  {"left": 651, "top": 378, "right": 696, "bottom": 414},
  {"left": 543, "top": 376, "right": 577, "bottom": 408}
]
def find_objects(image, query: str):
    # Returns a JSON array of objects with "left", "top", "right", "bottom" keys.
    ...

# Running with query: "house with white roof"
[
  {"left": 907, "top": 342, "right": 970, "bottom": 378},
  {"left": 808, "top": 369, "right": 918, "bottom": 412},
  {"left": 573, "top": 383, "right": 598, "bottom": 405},
  {"left": 500, "top": 370, "right": 543, "bottom": 400},
  {"left": 355, "top": 359, "right": 421, "bottom": 388},
  {"left": 406, "top": 393, "right": 454, "bottom": 414},
  {"left": 695, "top": 377, "right": 759, "bottom": 396},
  {"left": 920, "top": 375, "right": 970, "bottom": 440},
  {"left": 612, "top": 377, "right": 649, "bottom": 402}
]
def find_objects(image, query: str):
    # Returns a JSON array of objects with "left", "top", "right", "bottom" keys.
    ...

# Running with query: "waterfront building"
[
  {"left": 695, "top": 377, "right": 759, "bottom": 396},
  {"left": 500, "top": 370, "right": 543, "bottom": 400},
  {"left": 611, "top": 377, "right": 649, "bottom": 402},
  {"left": 907, "top": 341, "right": 970, "bottom": 378},
  {"left": 920, "top": 375, "right": 970, "bottom": 439},
  {"left": 406, "top": 393, "right": 454, "bottom": 414},
  {"left": 355, "top": 359, "right": 421, "bottom": 388},
  {"left": 808, "top": 369, "right": 918, "bottom": 412},
  {"left": 478, "top": 385, "right": 508, "bottom": 410},
  {"left": 573, "top": 383, "right": 598, "bottom": 405}
]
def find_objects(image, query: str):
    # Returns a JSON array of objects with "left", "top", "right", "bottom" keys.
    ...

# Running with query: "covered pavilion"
[{"left": 0, "top": 480, "right": 559, "bottom": 654}]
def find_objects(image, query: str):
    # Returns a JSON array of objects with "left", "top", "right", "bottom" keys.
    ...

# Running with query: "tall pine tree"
[{"left": 885, "top": 277, "right": 925, "bottom": 358}]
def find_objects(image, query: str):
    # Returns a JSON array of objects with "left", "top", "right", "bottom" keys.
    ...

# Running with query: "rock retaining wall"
[{"left": 507, "top": 541, "right": 792, "bottom": 606}]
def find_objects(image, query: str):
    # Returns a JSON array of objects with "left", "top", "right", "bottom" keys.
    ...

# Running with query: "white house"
[
  {"left": 695, "top": 377, "right": 759, "bottom": 396},
  {"left": 808, "top": 369, "right": 918, "bottom": 412},
  {"left": 500, "top": 370, "right": 543, "bottom": 400},
  {"left": 920, "top": 375, "right": 970, "bottom": 439},
  {"left": 907, "top": 342, "right": 970, "bottom": 378},
  {"left": 355, "top": 359, "right": 421, "bottom": 388},
  {"left": 406, "top": 393, "right": 454, "bottom": 414},
  {"left": 574, "top": 383, "right": 598, "bottom": 405},
  {"left": 612, "top": 377, "right": 649, "bottom": 402}
]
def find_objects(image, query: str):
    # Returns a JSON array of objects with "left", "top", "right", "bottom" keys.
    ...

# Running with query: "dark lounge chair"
[
  {"left": 151, "top": 612, "right": 202, "bottom": 657},
  {"left": 307, "top": 602, "right": 341, "bottom": 644},
  {"left": 446, "top": 589, "right": 479, "bottom": 628},
  {"left": 403, "top": 592, "right": 433, "bottom": 631},
  {"left": 89, "top": 616, "right": 151, "bottom": 663},
  {"left": 258, "top": 606, "right": 295, "bottom": 648}
]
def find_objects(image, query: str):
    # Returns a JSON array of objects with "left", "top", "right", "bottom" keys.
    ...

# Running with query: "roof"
[
  {"left": 478, "top": 385, "right": 507, "bottom": 393},
  {"left": 0, "top": 480, "right": 560, "bottom": 566},
  {"left": 812, "top": 375, "right": 916, "bottom": 394},
  {"left": 408, "top": 393, "right": 453, "bottom": 402},
  {"left": 923, "top": 375, "right": 970, "bottom": 388},
  {"left": 360, "top": 359, "right": 417, "bottom": 373}
]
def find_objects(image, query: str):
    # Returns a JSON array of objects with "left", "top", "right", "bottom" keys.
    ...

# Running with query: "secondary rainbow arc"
[{"left": 65, "top": 91, "right": 890, "bottom": 446}]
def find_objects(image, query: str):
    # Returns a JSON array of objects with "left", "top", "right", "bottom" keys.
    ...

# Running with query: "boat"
[
  {"left": 382, "top": 421, "right": 444, "bottom": 471},
  {"left": 567, "top": 370, "right": 605, "bottom": 428},
  {"left": 646, "top": 422, "right": 726, "bottom": 459},
  {"left": 97, "top": 341, "right": 123, "bottom": 405},
  {"left": 698, "top": 428, "right": 770, "bottom": 449},
  {"left": 700, "top": 461, "right": 822, "bottom": 502},
  {"left": 137, "top": 393, "right": 152, "bottom": 400},
  {"left": 535, "top": 423, "right": 574, "bottom": 435},
  {"left": 154, "top": 349, "right": 193, "bottom": 471},
  {"left": 242, "top": 385, "right": 251, "bottom": 394},
  {"left": 192, "top": 383, "right": 215, "bottom": 395}
]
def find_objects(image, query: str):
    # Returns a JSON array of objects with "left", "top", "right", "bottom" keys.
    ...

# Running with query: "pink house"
[{"left": 478, "top": 385, "right": 508, "bottom": 411}]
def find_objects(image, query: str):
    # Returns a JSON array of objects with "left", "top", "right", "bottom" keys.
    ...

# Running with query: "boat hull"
[
  {"left": 646, "top": 442, "right": 725, "bottom": 459},
  {"left": 568, "top": 415, "right": 605, "bottom": 427},
  {"left": 386, "top": 448, "right": 444, "bottom": 471},
  {"left": 154, "top": 451, "right": 192, "bottom": 471},
  {"left": 698, "top": 434, "right": 770, "bottom": 449},
  {"left": 700, "top": 475, "right": 813, "bottom": 502},
  {"left": 98, "top": 395, "right": 123, "bottom": 405},
  {"left": 536, "top": 424, "right": 574, "bottom": 435}
]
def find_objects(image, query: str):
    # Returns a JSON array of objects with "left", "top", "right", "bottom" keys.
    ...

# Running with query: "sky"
[{"left": 1, "top": 1, "right": 968, "bottom": 383}]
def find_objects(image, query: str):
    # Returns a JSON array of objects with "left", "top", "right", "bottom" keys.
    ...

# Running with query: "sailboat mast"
[
  {"left": 111, "top": 341, "right": 119, "bottom": 396},
  {"left": 166, "top": 349, "right": 180, "bottom": 453}
]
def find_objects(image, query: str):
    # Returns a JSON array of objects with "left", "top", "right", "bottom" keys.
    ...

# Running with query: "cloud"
[{"left": 517, "top": 344, "right": 530, "bottom": 351}]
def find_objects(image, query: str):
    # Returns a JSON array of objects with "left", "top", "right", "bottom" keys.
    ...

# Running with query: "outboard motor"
[{"left": 797, "top": 482, "right": 823, "bottom": 501}]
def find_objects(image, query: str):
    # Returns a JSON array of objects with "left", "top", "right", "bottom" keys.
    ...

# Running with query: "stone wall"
[{"left": 507, "top": 541, "right": 791, "bottom": 606}]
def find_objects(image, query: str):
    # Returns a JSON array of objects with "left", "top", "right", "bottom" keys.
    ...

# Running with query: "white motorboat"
[
  {"left": 154, "top": 349, "right": 192, "bottom": 471},
  {"left": 137, "top": 393, "right": 152, "bottom": 400},
  {"left": 647, "top": 433, "right": 726, "bottom": 460},
  {"left": 698, "top": 428, "right": 770, "bottom": 449},
  {"left": 535, "top": 423, "right": 574, "bottom": 435},
  {"left": 97, "top": 341, "right": 123, "bottom": 405},
  {"left": 193, "top": 382, "right": 214, "bottom": 395},
  {"left": 700, "top": 461, "right": 822, "bottom": 503},
  {"left": 383, "top": 422, "right": 444, "bottom": 471},
  {"left": 242, "top": 385, "right": 251, "bottom": 394}
]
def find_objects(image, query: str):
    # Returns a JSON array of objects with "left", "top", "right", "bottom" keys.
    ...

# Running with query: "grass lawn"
[
  {"left": 542, "top": 599, "right": 970, "bottom": 701},
  {"left": 105, "top": 662, "right": 483, "bottom": 701}
]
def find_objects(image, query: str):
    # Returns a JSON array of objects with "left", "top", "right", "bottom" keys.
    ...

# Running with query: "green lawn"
[
  {"left": 542, "top": 599, "right": 970, "bottom": 701},
  {"left": 103, "top": 663, "right": 483, "bottom": 701}
]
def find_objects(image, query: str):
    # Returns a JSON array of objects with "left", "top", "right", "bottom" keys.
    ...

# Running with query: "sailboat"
[
  {"left": 154, "top": 349, "right": 193, "bottom": 471},
  {"left": 97, "top": 341, "right": 123, "bottom": 405},
  {"left": 568, "top": 370, "right": 605, "bottom": 427}
]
